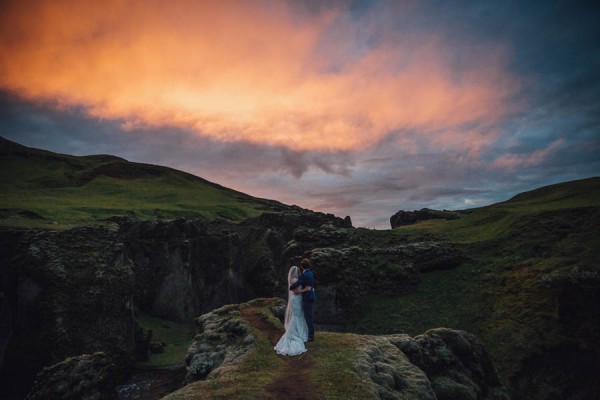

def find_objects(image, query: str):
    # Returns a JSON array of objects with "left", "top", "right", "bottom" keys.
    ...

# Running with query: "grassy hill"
[
  {"left": 346, "top": 177, "right": 600, "bottom": 394},
  {"left": 0, "top": 137, "right": 288, "bottom": 228},
  {"left": 391, "top": 177, "right": 600, "bottom": 243}
]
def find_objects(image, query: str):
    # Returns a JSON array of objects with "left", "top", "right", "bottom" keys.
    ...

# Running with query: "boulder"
[
  {"left": 356, "top": 329, "right": 509, "bottom": 400},
  {"left": 25, "top": 352, "right": 118, "bottom": 400},
  {"left": 150, "top": 342, "right": 166, "bottom": 354}
]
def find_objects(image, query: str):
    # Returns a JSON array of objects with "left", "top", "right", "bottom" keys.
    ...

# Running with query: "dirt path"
[{"left": 240, "top": 308, "right": 319, "bottom": 400}]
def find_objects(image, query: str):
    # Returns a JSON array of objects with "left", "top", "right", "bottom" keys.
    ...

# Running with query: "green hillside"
[
  {"left": 346, "top": 176, "right": 600, "bottom": 392},
  {"left": 392, "top": 177, "right": 600, "bottom": 243},
  {"left": 0, "top": 137, "right": 285, "bottom": 228}
]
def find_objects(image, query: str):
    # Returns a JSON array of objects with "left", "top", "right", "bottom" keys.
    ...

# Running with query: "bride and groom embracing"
[{"left": 274, "top": 258, "right": 316, "bottom": 356}]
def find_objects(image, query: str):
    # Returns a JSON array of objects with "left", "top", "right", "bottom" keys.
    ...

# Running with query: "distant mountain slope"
[
  {"left": 0, "top": 136, "right": 294, "bottom": 228},
  {"left": 391, "top": 176, "right": 600, "bottom": 244},
  {"left": 505, "top": 177, "right": 600, "bottom": 205}
]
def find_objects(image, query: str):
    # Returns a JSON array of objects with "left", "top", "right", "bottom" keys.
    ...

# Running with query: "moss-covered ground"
[{"left": 135, "top": 313, "right": 195, "bottom": 367}]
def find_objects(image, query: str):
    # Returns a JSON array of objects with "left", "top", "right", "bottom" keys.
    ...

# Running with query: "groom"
[{"left": 290, "top": 258, "right": 316, "bottom": 341}]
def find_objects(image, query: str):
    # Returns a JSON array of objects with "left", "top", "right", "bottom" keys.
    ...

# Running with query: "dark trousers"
[{"left": 303, "top": 301, "right": 314, "bottom": 338}]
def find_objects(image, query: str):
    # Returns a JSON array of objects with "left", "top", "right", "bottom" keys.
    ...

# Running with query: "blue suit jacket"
[{"left": 289, "top": 269, "right": 315, "bottom": 303}]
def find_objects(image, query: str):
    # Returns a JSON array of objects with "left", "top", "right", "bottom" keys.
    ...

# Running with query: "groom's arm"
[{"left": 289, "top": 275, "right": 304, "bottom": 290}]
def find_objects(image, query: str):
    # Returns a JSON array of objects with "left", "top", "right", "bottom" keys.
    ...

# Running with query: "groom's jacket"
[{"left": 290, "top": 269, "right": 316, "bottom": 303}]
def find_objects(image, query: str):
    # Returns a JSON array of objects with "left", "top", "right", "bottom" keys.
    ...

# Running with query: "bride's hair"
[
  {"left": 284, "top": 266, "right": 300, "bottom": 330},
  {"left": 289, "top": 265, "right": 299, "bottom": 279}
]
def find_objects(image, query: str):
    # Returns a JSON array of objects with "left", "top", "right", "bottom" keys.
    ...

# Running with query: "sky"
[{"left": 1, "top": 0, "right": 599, "bottom": 228}]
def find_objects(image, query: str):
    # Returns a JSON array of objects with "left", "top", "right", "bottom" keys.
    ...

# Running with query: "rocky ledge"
[
  {"left": 25, "top": 352, "right": 117, "bottom": 400},
  {"left": 167, "top": 298, "right": 509, "bottom": 399},
  {"left": 355, "top": 330, "right": 508, "bottom": 400}
]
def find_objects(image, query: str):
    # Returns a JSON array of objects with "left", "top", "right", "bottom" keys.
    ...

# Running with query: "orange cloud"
[{"left": 0, "top": 0, "right": 519, "bottom": 152}]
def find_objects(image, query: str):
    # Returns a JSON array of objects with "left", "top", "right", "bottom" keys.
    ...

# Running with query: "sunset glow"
[{"left": 1, "top": 0, "right": 517, "bottom": 152}]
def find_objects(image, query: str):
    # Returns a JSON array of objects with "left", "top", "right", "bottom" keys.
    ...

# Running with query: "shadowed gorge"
[{"left": 1, "top": 140, "right": 599, "bottom": 399}]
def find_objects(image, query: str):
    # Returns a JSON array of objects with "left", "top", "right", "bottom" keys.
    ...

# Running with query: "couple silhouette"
[{"left": 274, "top": 259, "right": 315, "bottom": 356}]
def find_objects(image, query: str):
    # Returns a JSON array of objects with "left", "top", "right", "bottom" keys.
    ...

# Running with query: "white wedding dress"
[{"left": 274, "top": 270, "right": 309, "bottom": 356}]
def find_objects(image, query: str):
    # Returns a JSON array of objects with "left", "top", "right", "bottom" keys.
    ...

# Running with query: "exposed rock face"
[
  {"left": 25, "top": 352, "right": 118, "bottom": 400},
  {"left": 510, "top": 343, "right": 600, "bottom": 400},
  {"left": 0, "top": 225, "right": 136, "bottom": 396},
  {"left": 117, "top": 211, "right": 352, "bottom": 323},
  {"left": 390, "top": 208, "right": 464, "bottom": 229},
  {"left": 119, "top": 218, "right": 245, "bottom": 322},
  {"left": 0, "top": 291, "right": 11, "bottom": 371},
  {"left": 518, "top": 267, "right": 600, "bottom": 400}
]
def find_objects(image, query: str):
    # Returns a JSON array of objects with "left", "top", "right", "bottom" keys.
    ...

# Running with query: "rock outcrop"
[
  {"left": 0, "top": 291, "right": 11, "bottom": 372},
  {"left": 390, "top": 208, "right": 464, "bottom": 229},
  {"left": 25, "top": 352, "right": 118, "bottom": 400},
  {"left": 184, "top": 298, "right": 286, "bottom": 382},
  {"left": 354, "top": 328, "right": 510, "bottom": 400},
  {"left": 0, "top": 225, "right": 136, "bottom": 396}
]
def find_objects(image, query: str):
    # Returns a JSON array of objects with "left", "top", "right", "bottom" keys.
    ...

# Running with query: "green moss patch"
[{"left": 135, "top": 313, "right": 194, "bottom": 367}]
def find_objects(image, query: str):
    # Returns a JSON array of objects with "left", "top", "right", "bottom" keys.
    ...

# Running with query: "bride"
[{"left": 274, "top": 265, "right": 311, "bottom": 356}]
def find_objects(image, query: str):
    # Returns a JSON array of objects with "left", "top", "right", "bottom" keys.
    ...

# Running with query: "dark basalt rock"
[
  {"left": 392, "top": 328, "right": 506, "bottom": 399},
  {"left": 510, "top": 343, "right": 600, "bottom": 400},
  {"left": 0, "top": 225, "right": 136, "bottom": 396},
  {"left": 0, "top": 291, "right": 11, "bottom": 371},
  {"left": 360, "top": 328, "right": 510, "bottom": 400},
  {"left": 150, "top": 342, "right": 166, "bottom": 354},
  {"left": 25, "top": 352, "right": 118, "bottom": 400},
  {"left": 117, "top": 210, "right": 351, "bottom": 324},
  {"left": 134, "top": 323, "right": 152, "bottom": 362}
]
